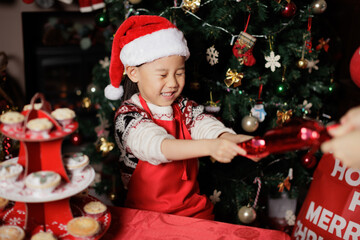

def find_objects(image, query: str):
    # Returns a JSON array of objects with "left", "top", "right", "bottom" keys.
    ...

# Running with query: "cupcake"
[
  {"left": 25, "top": 171, "right": 61, "bottom": 195},
  {"left": 0, "top": 162, "right": 23, "bottom": 182},
  {"left": 63, "top": 153, "right": 89, "bottom": 174},
  {"left": 0, "top": 225, "right": 25, "bottom": 240},
  {"left": 0, "top": 197, "right": 9, "bottom": 210},
  {"left": 26, "top": 118, "right": 53, "bottom": 135},
  {"left": 66, "top": 217, "right": 100, "bottom": 239},
  {"left": 83, "top": 201, "right": 107, "bottom": 218},
  {"left": 30, "top": 232, "right": 57, "bottom": 240},
  {"left": 0, "top": 112, "right": 24, "bottom": 131},
  {"left": 23, "top": 103, "right": 43, "bottom": 111},
  {"left": 51, "top": 108, "right": 76, "bottom": 126}
]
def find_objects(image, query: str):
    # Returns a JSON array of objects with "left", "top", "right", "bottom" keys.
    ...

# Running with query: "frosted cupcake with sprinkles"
[
  {"left": 25, "top": 171, "right": 61, "bottom": 195},
  {"left": 63, "top": 152, "right": 89, "bottom": 174},
  {"left": 0, "top": 162, "right": 23, "bottom": 183}
]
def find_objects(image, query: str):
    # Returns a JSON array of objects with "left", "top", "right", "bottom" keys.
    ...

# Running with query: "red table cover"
[{"left": 102, "top": 206, "right": 290, "bottom": 240}]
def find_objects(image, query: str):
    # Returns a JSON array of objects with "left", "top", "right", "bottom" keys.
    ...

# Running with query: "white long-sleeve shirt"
[{"left": 114, "top": 93, "right": 235, "bottom": 188}]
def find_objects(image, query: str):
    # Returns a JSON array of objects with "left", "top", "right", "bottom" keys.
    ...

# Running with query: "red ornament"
[
  {"left": 70, "top": 132, "right": 83, "bottom": 146},
  {"left": 301, "top": 153, "right": 317, "bottom": 169},
  {"left": 281, "top": 2, "right": 297, "bottom": 17},
  {"left": 2, "top": 137, "right": 12, "bottom": 159},
  {"left": 350, "top": 46, "right": 360, "bottom": 88}
]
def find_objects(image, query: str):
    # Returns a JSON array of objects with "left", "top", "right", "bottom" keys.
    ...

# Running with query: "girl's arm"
[
  {"left": 218, "top": 132, "right": 253, "bottom": 143},
  {"left": 161, "top": 131, "right": 259, "bottom": 163}
]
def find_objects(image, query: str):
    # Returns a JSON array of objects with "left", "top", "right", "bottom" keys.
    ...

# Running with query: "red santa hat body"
[{"left": 105, "top": 15, "right": 190, "bottom": 100}]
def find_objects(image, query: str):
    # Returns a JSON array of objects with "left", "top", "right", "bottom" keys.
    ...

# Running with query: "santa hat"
[
  {"left": 350, "top": 46, "right": 360, "bottom": 88},
  {"left": 105, "top": 15, "right": 190, "bottom": 100}
]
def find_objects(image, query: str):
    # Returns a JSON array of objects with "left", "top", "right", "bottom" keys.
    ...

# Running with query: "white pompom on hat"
[{"left": 105, "top": 15, "right": 190, "bottom": 100}]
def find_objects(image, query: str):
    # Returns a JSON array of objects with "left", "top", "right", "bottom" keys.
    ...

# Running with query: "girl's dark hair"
[{"left": 121, "top": 75, "right": 139, "bottom": 102}]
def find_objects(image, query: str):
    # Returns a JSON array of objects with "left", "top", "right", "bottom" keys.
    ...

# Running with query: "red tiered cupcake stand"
[{"left": 0, "top": 93, "right": 111, "bottom": 239}]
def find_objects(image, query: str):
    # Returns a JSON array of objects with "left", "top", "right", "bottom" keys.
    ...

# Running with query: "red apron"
[{"left": 124, "top": 95, "right": 214, "bottom": 220}]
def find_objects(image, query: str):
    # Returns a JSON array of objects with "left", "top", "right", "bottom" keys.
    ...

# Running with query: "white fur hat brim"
[{"left": 120, "top": 28, "right": 190, "bottom": 67}]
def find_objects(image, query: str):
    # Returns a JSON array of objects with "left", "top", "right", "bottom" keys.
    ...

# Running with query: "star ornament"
[
  {"left": 264, "top": 51, "right": 281, "bottom": 72},
  {"left": 307, "top": 59, "right": 319, "bottom": 73}
]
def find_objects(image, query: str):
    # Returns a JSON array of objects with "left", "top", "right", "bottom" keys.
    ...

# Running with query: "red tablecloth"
[{"left": 102, "top": 206, "right": 291, "bottom": 240}]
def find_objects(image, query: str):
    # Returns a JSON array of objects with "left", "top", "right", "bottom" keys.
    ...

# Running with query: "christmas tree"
[{"left": 83, "top": 0, "right": 335, "bottom": 230}]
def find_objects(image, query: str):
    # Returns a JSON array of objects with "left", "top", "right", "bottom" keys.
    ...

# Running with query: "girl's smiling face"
[{"left": 127, "top": 55, "right": 186, "bottom": 106}]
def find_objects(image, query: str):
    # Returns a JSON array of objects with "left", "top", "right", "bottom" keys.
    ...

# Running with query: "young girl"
[{"left": 104, "top": 15, "right": 260, "bottom": 220}]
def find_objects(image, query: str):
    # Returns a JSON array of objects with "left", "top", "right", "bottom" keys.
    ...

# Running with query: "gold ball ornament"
[
  {"left": 190, "top": 81, "right": 200, "bottom": 91},
  {"left": 129, "top": 0, "right": 142, "bottom": 4},
  {"left": 296, "top": 59, "right": 308, "bottom": 69},
  {"left": 238, "top": 205, "right": 256, "bottom": 224},
  {"left": 109, "top": 193, "right": 116, "bottom": 201},
  {"left": 182, "top": 0, "right": 201, "bottom": 13},
  {"left": 82, "top": 97, "right": 91, "bottom": 109},
  {"left": 310, "top": 0, "right": 327, "bottom": 14},
  {"left": 241, "top": 115, "right": 259, "bottom": 133}
]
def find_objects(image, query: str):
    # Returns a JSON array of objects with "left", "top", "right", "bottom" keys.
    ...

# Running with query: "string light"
[
  {"left": 278, "top": 85, "right": 284, "bottom": 92},
  {"left": 159, "top": 1, "right": 293, "bottom": 44}
]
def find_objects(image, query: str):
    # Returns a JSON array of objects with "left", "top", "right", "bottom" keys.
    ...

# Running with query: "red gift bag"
[{"left": 292, "top": 154, "right": 360, "bottom": 240}]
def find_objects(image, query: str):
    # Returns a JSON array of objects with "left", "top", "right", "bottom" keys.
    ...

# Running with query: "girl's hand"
[
  {"left": 329, "top": 106, "right": 360, "bottom": 137},
  {"left": 321, "top": 130, "right": 360, "bottom": 169},
  {"left": 218, "top": 133, "right": 262, "bottom": 162},
  {"left": 209, "top": 138, "right": 246, "bottom": 163}
]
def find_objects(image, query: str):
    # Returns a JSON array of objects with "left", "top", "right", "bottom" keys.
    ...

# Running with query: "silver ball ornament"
[
  {"left": 241, "top": 115, "right": 259, "bottom": 132},
  {"left": 310, "top": 0, "right": 327, "bottom": 14},
  {"left": 238, "top": 205, "right": 257, "bottom": 224}
]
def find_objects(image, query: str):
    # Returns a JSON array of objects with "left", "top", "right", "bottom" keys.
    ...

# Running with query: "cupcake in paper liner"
[
  {"left": 83, "top": 201, "right": 107, "bottom": 218},
  {"left": 66, "top": 216, "right": 100, "bottom": 239},
  {"left": 31, "top": 232, "right": 57, "bottom": 240},
  {"left": 0, "top": 225, "right": 25, "bottom": 240},
  {"left": 51, "top": 108, "right": 76, "bottom": 127},
  {"left": 0, "top": 111, "right": 24, "bottom": 131},
  {"left": 23, "top": 103, "right": 43, "bottom": 111},
  {"left": 26, "top": 118, "right": 53, "bottom": 135},
  {"left": 0, "top": 197, "right": 9, "bottom": 210}
]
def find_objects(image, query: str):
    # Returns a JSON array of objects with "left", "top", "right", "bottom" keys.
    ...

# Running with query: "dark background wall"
[{"left": 325, "top": 0, "right": 360, "bottom": 118}]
